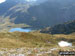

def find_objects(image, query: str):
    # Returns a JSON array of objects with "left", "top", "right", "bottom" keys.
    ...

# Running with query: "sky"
[
  {"left": 26, "top": 0, "right": 37, "bottom": 2},
  {"left": 0, "top": 0, "right": 37, "bottom": 3},
  {"left": 0, "top": 0, "right": 6, "bottom": 3}
]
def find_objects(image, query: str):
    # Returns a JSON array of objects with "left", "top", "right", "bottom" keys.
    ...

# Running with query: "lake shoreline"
[{"left": 9, "top": 27, "right": 39, "bottom": 32}]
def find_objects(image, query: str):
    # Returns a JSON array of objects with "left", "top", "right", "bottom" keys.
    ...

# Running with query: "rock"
[
  {"left": 58, "top": 41, "right": 72, "bottom": 47},
  {"left": 17, "top": 54, "right": 25, "bottom": 56}
]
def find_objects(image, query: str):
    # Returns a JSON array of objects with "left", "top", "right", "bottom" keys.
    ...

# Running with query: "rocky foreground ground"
[{"left": 0, "top": 47, "right": 75, "bottom": 56}]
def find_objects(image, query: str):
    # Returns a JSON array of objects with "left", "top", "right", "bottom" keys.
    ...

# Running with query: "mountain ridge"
[
  {"left": 40, "top": 20, "right": 75, "bottom": 34},
  {"left": 0, "top": 0, "right": 75, "bottom": 28}
]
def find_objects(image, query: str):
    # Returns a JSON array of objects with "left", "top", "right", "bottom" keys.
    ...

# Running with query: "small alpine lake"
[{"left": 9, "top": 27, "right": 37, "bottom": 32}]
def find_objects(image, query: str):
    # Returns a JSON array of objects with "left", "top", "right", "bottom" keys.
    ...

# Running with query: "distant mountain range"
[
  {"left": 0, "top": 0, "right": 75, "bottom": 28},
  {"left": 40, "top": 20, "right": 75, "bottom": 34}
]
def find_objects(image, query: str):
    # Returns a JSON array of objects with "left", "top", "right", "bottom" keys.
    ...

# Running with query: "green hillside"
[
  {"left": 40, "top": 20, "right": 75, "bottom": 34},
  {"left": 0, "top": 31, "right": 75, "bottom": 48}
]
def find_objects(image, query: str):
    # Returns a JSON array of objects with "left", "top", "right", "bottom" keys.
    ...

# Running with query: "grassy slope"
[{"left": 0, "top": 32, "right": 75, "bottom": 48}]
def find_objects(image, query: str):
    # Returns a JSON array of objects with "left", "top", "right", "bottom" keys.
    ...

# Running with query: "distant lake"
[{"left": 9, "top": 27, "right": 35, "bottom": 32}]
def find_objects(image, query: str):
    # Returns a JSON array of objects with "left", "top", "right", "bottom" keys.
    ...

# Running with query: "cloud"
[
  {"left": 26, "top": 0, "right": 37, "bottom": 2},
  {"left": 0, "top": 0, "right": 6, "bottom": 3}
]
